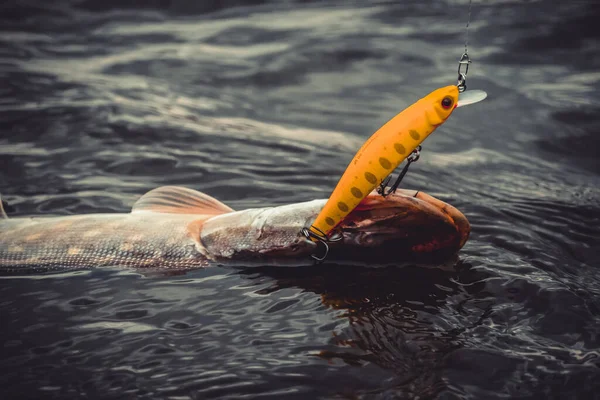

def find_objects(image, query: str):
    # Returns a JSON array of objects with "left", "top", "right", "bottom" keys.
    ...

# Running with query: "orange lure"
[{"left": 310, "top": 85, "right": 461, "bottom": 237}]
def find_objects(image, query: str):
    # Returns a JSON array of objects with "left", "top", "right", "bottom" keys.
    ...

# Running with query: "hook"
[
  {"left": 378, "top": 146, "right": 422, "bottom": 197},
  {"left": 301, "top": 226, "right": 343, "bottom": 262}
]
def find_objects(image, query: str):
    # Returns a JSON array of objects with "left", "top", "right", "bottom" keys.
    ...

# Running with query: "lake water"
[{"left": 1, "top": 0, "right": 599, "bottom": 398}]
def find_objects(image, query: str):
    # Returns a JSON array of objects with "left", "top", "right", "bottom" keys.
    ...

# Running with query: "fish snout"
[
  {"left": 333, "top": 189, "right": 470, "bottom": 262},
  {"left": 413, "top": 191, "right": 470, "bottom": 249}
]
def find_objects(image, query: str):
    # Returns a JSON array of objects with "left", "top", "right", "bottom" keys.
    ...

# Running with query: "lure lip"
[{"left": 456, "top": 90, "right": 487, "bottom": 108}]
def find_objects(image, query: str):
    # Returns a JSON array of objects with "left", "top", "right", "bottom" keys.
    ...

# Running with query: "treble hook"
[
  {"left": 301, "top": 225, "right": 343, "bottom": 262},
  {"left": 378, "top": 146, "right": 422, "bottom": 197}
]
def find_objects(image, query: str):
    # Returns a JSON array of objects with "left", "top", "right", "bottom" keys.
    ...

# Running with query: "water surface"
[{"left": 1, "top": 0, "right": 600, "bottom": 398}]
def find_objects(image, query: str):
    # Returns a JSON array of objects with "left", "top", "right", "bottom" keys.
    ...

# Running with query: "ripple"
[
  {"left": 76, "top": 321, "right": 159, "bottom": 334},
  {"left": 2, "top": 0, "right": 600, "bottom": 398}
]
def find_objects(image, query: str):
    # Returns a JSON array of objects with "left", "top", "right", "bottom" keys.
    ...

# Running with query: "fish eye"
[{"left": 441, "top": 96, "right": 453, "bottom": 109}]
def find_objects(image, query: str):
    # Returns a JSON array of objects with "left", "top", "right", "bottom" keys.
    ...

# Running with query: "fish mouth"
[{"left": 330, "top": 189, "right": 470, "bottom": 262}]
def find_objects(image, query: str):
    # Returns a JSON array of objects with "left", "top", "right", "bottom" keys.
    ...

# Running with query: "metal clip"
[
  {"left": 457, "top": 52, "right": 471, "bottom": 93},
  {"left": 406, "top": 145, "right": 421, "bottom": 163}
]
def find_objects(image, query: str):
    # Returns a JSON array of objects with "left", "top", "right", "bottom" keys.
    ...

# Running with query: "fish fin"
[
  {"left": 0, "top": 194, "right": 7, "bottom": 219},
  {"left": 132, "top": 186, "right": 234, "bottom": 215}
]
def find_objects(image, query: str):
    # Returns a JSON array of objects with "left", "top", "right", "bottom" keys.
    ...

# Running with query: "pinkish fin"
[
  {"left": 0, "top": 194, "right": 7, "bottom": 219},
  {"left": 132, "top": 186, "right": 234, "bottom": 215}
]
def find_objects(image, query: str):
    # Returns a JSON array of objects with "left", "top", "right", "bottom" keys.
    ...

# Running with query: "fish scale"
[
  {"left": 0, "top": 214, "right": 204, "bottom": 271},
  {"left": 0, "top": 186, "right": 470, "bottom": 272}
]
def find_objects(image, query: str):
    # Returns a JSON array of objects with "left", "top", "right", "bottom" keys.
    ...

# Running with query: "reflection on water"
[
  {"left": 1, "top": 0, "right": 600, "bottom": 398},
  {"left": 240, "top": 263, "right": 472, "bottom": 398}
]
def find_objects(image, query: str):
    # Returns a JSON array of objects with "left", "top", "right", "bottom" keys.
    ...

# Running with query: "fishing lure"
[{"left": 308, "top": 85, "right": 486, "bottom": 239}]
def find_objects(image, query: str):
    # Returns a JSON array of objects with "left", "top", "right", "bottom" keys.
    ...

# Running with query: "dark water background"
[{"left": 1, "top": 0, "right": 600, "bottom": 398}]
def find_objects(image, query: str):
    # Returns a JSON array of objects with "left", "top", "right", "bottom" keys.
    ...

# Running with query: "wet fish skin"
[
  {"left": 0, "top": 186, "right": 470, "bottom": 272},
  {"left": 0, "top": 213, "right": 206, "bottom": 272},
  {"left": 199, "top": 200, "right": 322, "bottom": 261},
  {"left": 198, "top": 190, "right": 470, "bottom": 264}
]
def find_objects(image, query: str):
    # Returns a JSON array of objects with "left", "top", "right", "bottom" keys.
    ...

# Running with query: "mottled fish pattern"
[
  {"left": 0, "top": 186, "right": 471, "bottom": 273},
  {"left": 0, "top": 186, "right": 229, "bottom": 272},
  {"left": 0, "top": 213, "right": 206, "bottom": 272}
]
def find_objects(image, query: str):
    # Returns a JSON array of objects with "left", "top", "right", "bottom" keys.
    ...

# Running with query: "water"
[{"left": 1, "top": 0, "right": 600, "bottom": 398}]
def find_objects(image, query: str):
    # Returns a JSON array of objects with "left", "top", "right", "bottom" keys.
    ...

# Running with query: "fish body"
[
  {"left": 0, "top": 213, "right": 205, "bottom": 271},
  {"left": 0, "top": 186, "right": 470, "bottom": 273},
  {"left": 310, "top": 85, "right": 460, "bottom": 236}
]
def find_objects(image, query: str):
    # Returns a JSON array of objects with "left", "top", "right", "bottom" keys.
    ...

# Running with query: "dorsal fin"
[
  {"left": 0, "top": 194, "right": 7, "bottom": 219},
  {"left": 132, "top": 186, "right": 234, "bottom": 215}
]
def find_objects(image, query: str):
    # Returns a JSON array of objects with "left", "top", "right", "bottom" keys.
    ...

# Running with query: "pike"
[{"left": 0, "top": 186, "right": 470, "bottom": 273}]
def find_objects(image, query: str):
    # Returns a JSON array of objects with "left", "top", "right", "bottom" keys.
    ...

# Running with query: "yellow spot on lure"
[{"left": 310, "top": 85, "right": 486, "bottom": 237}]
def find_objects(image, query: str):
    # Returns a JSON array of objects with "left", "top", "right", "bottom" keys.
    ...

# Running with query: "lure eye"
[{"left": 441, "top": 96, "right": 453, "bottom": 109}]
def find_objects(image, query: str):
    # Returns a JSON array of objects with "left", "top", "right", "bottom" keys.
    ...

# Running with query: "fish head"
[
  {"left": 329, "top": 189, "right": 470, "bottom": 262},
  {"left": 422, "top": 85, "right": 459, "bottom": 126},
  {"left": 199, "top": 189, "right": 469, "bottom": 265}
]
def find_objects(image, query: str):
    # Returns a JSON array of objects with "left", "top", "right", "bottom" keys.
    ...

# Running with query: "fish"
[
  {"left": 0, "top": 185, "right": 470, "bottom": 273},
  {"left": 309, "top": 86, "right": 487, "bottom": 237}
]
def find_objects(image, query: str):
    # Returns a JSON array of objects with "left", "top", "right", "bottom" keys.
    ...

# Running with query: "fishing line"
[
  {"left": 383, "top": 0, "right": 476, "bottom": 197},
  {"left": 457, "top": 0, "right": 473, "bottom": 92},
  {"left": 465, "top": 0, "right": 472, "bottom": 55}
]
